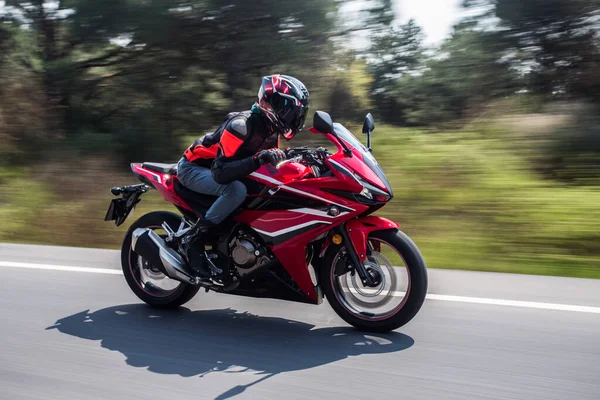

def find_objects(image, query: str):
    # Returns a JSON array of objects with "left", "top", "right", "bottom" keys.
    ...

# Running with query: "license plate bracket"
[{"left": 104, "top": 184, "right": 148, "bottom": 226}]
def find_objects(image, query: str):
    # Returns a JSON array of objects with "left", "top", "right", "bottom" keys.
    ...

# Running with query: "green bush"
[
  {"left": 368, "top": 124, "right": 600, "bottom": 278},
  {"left": 542, "top": 104, "right": 600, "bottom": 185}
]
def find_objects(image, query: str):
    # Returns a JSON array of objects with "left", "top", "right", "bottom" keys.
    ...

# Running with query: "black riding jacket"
[{"left": 183, "top": 110, "right": 279, "bottom": 185}]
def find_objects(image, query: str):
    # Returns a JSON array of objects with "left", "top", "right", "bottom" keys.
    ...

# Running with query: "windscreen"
[
  {"left": 333, "top": 123, "right": 379, "bottom": 166},
  {"left": 333, "top": 123, "right": 366, "bottom": 151},
  {"left": 333, "top": 123, "right": 392, "bottom": 195}
]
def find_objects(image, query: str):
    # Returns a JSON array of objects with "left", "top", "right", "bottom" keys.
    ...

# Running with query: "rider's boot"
[{"left": 179, "top": 217, "right": 217, "bottom": 280}]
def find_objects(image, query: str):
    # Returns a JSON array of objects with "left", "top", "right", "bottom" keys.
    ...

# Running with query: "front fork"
[
  {"left": 332, "top": 217, "right": 401, "bottom": 287},
  {"left": 338, "top": 224, "right": 378, "bottom": 287}
]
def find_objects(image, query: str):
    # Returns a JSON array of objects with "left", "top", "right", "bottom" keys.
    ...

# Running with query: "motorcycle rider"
[{"left": 176, "top": 74, "right": 310, "bottom": 278}]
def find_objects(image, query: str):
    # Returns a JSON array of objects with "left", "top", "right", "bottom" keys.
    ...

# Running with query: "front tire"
[
  {"left": 320, "top": 229, "right": 428, "bottom": 333},
  {"left": 121, "top": 211, "right": 200, "bottom": 309}
]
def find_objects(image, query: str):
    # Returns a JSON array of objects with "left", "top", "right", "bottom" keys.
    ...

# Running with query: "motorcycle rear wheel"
[
  {"left": 121, "top": 211, "right": 200, "bottom": 309},
  {"left": 320, "top": 229, "right": 428, "bottom": 333}
]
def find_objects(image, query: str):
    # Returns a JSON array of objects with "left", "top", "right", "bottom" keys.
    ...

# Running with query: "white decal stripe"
[
  {"left": 249, "top": 172, "right": 282, "bottom": 186},
  {"left": 253, "top": 220, "right": 331, "bottom": 237},
  {"left": 280, "top": 186, "right": 355, "bottom": 211},
  {"left": 289, "top": 208, "right": 350, "bottom": 219},
  {"left": 249, "top": 172, "right": 355, "bottom": 212},
  {"left": 137, "top": 167, "right": 162, "bottom": 184}
]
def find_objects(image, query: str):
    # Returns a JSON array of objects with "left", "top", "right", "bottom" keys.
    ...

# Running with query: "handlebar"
[
  {"left": 276, "top": 156, "right": 303, "bottom": 169},
  {"left": 274, "top": 147, "right": 332, "bottom": 178}
]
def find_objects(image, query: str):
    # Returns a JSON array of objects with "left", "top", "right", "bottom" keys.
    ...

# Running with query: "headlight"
[
  {"left": 360, "top": 186, "right": 373, "bottom": 200},
  {"left": 358, "top": 178, "right": 390, "bottom": 201}
]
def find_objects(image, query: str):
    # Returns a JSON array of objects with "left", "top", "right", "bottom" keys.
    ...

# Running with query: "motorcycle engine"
[
  {"left": 229, "top": 232, "right": 269, "bottom": 277},
  {"left": 231, "top": 239, "right": 257, "bottom": 268}
]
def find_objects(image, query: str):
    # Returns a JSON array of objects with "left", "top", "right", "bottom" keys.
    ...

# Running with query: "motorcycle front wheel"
[{"left": 320, "top": 229, "right": 428, "bottom": 333}]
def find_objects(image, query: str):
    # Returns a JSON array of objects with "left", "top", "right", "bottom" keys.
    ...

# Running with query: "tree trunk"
[{"left": 37, "top": 3, "right": 67, "bottom": 139}]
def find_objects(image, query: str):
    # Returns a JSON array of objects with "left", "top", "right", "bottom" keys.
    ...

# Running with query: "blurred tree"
[
  {"left": 3, "top": 0, "right": 163, "bottom": 139},
  {"left": 335, "top": 0, "right": 394, "bottom": 36},
  {"left": 365, "top": 0, "right": 395, "bottom": 27},
  {"left": 369, "top": 19, "right": 423, "bottom": 92},
  {"left": 422, "top": 22, "right": 520, "bottom": 119},
  {"left": 0, "top": 19, "right": 46, "bottom": 164},
  {"left": 370, "top": 19, "right": 521, "bottom": 126},
  {"left": 533, "top": 103, "right": 600, "bottom": 185},
  {"left": 0, "top": 19, "right": 11, "bottom": 64},
  {"left": 327, "top": 57, "right": 374, "bottom": 120},
  {"left": 386, "top": 76, "right": 465, "bottom": 126},
  {"left": 366, "top": 19, "right": 424, "bottom": 124},
  {"left": 1, "top": 0, "right": 340, "bottom": 162},
  {"left": 196, "top": 0, "right": 337, "bottom": 110},
  {"left": 464, "top": 0, "right": 600, "bottom": 101}
]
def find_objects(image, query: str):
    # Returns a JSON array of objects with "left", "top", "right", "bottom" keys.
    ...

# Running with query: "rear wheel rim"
[
  {"left": 128, "top": 224, "right": 182, "bottom": 297},
  {"left": 331, "top": 238, "right": 411, "bottom": 321}
]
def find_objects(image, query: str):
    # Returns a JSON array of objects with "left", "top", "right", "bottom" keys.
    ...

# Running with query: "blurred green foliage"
[
  {"left": 371, "top": 123, "right": 600, "bottom": 279},
  {"left": 2, "top": 119, "right": 599, "bottom": 278},
  {"left": 1, "top": 0, "right": 600, "bottom": 277}
]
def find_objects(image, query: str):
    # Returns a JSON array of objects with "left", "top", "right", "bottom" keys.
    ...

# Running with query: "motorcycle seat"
[
  {"left": 173, "top": 180, "right": 219, "bottom": 210},
  {"left": 142, "top": 162, "right": 178, "bottom": 175}
]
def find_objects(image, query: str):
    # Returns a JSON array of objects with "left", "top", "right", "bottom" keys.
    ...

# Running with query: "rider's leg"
[
  {"left": 176, "top": 158, "right": 247, "bottom": 277},
  {"left": 177, "top": 157, "right": 247, "bottom": 224}
]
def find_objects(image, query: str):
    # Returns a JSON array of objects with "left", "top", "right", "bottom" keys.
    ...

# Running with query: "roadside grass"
[
  {"left": 369, "top": 124, "right": 600, "bottom": 279},
  {"left": 1, "top": 121, "right": 599, "bottom": 279}
]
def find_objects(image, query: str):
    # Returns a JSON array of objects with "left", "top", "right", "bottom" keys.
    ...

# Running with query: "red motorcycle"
[{"left": 105, "top": 111, "right": 427, "bottom": 332}]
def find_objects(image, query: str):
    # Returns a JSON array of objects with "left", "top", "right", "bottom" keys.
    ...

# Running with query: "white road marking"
[
  {"left": 426, "top": 294, "right": 600, "bottom": 314},
  {"left": 347, "top": 288, "right": 600, "bottom": 314},
  {"left": 1, "top": 260, "right": 599, "bottom": 314},
  {"left": 0, "top": 261, "right": 122, "bottom": 275}
]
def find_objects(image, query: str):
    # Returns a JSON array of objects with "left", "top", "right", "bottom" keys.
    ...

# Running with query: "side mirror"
[
  {"left": 362, "top": 113, "right": 375, "bottom": 151},
  {"left": 362, "top": 113, "right": 375, "bottom": 134},
  {"left": 313, "top": 110, "right": 353, "bottom": 157},
  {"left": 313, "top": 111, "right": 334, "bottom": 134}
]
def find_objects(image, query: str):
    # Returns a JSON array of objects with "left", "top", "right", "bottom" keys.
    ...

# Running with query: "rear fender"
[
  {"left": 131, "top": 163, "right": 194, "bottom": 212},
  {"left": 346, "top": 216, "right": 400, "bottom": 261}
]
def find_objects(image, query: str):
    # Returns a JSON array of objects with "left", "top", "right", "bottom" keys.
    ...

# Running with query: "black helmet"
[{"left": 257, "top": 74, "right": 310, "bottom": 140}]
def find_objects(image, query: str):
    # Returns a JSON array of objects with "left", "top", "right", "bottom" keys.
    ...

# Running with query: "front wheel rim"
[{"left": 331, "top": 238, "right": 411, "bottom": 321}]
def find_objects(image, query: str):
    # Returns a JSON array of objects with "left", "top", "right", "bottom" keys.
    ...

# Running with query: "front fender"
[{"left": 346, "top": 216, "right": 399, "bottom": 261}]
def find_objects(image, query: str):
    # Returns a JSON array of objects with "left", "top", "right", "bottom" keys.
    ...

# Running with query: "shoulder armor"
[{"left": 229, "top": 118, "right": 248, "bottom": 137}]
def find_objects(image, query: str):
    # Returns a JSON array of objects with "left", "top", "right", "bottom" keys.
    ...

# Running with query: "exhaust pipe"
[{"left": 131, "top": 228, "right": 198, "bottom": 284}]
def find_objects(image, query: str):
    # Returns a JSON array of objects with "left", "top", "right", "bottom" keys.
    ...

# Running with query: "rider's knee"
[{"left": 226, "top": 180, "right": 247, "bottom": 200}]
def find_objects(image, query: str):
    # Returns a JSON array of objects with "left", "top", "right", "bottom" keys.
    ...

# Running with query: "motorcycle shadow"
[{"left": 47, "top": 304, "right": 414, "bottom": 399}]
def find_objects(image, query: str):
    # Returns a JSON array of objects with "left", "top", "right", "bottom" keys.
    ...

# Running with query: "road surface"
[{"left": 0, "top": 243, "right": 599, "bottom": 400}]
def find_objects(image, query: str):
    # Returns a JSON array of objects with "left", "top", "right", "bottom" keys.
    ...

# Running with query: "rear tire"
[
  {"left": 320, "top": 229, "right": 428, "bottom": 333},
  {"left": 121, "top": 211, "right": 200, "bottom": 309}
]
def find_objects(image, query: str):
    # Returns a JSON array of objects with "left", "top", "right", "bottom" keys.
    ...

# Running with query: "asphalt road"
[{"left": 0, "top": 243, "right": 599, "bottom": 400}]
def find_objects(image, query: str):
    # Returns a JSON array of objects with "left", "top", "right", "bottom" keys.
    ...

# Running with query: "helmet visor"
[
  {"left": 271, "top": 93, "right": 308, "bottom": 140},
  {"left": 281, "top": 106, "right": 308, "bottom": 140}
]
